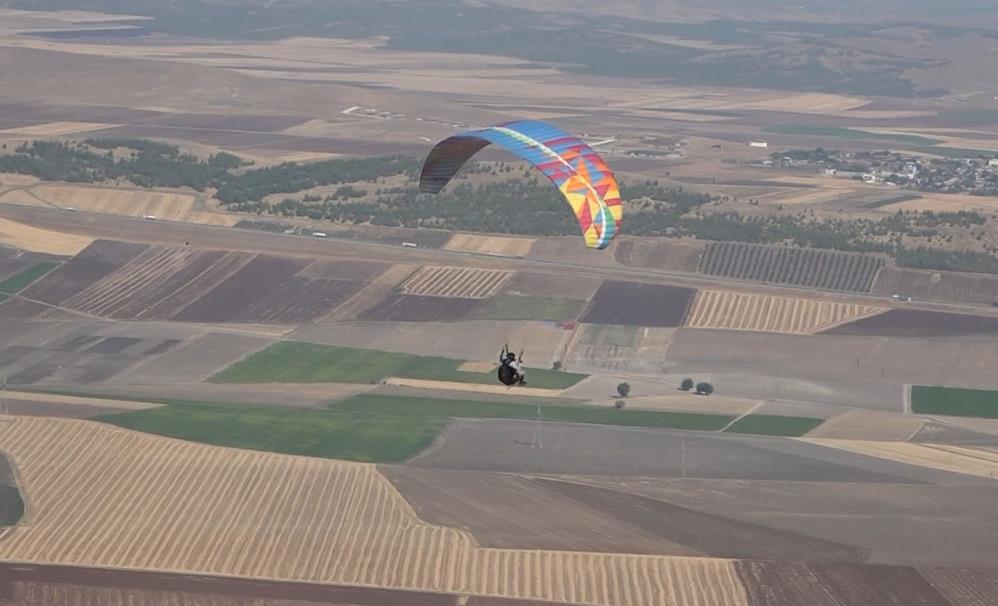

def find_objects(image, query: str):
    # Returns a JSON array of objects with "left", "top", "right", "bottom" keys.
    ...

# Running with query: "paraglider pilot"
[{"left": 498, "top": 345, "right": 526, "bottom": 386}]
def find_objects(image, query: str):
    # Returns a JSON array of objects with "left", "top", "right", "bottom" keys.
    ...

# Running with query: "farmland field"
[
  {"left": 400, "top": 266, "right": 512, "bottom": 299},
  {"left": 698, "top": 243, "right": 884, "bottom": 293},
  {"left": 825, "top": 309, "right": 998, "bottom": 338},
  {"left": 362, "top": 294, "right": 482, "bottom": 322},
  {"left": 614, "top": 239, "right": 705, "bottom": 273},
  {"left": 0, "top": 216, "right": 93, "bottom": 256},
  {"left": 0, "top": 261, "right": 57, "bottom": 300},
  {"left": 21, "top": 240, "right": 148, "bottom": 304},
  {"left": 873, "top": 266, "right": 998, "bottom": 306},
  {"left": 922, "top": 568, "right": 998, "bottom": 606},
  {"left": 212, "top": 342, "right": 587, "bottom": 389},
  {"left": 443, "top": 234, "right": 535, "bottom": 257},
  {"left": 0, "top": 451, "right": 23, "bottom": 526},
  {"left": 911, "top": 386, "right": 998, "bottom": 418},
  {"left": 332, "top": 394, "right": 733, "bottom": 431},
  {"left": 471, "top": 294, "right": 583, "bottom": 321},
  {"left": 723, "top": 415, "right": 824, "bottom": 437},
  {"left": 100, "top": 399, "right": 445, "bottom": 462},
  {"left": 803, "top": 439, "right": 998, "bottom": 479},
  {"left": 503, "top": 271, "right": 601, "bottom": 300},
  {"left": 0, "top": 416, "right": 760, "bottom": 605},
  {"left": 685, "top": 290, "right": 884, "bottom": 334},
  {"left": 581, "top": 281, "right": 695, "bottom": 327}
]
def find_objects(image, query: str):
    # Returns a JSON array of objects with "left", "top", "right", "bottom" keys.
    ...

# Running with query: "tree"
[
  {"left": 695, "top": 382, "right": 714, "bottom": 396},
  {"left": 552, "top": 361, "right": 562, "bottom": 371},
  {"left": 616, "top": 382, "right": 631, "bottom": 398},
  {"left": 614, "top": 399, "right": 626, "bottom": 409},
  {"left": 680, "top": 378, "right": 694, "bottom": 391}
]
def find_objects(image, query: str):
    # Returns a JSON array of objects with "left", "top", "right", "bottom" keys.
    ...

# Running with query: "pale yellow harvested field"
[
  {"left": 806, "top": 410, "right": 924, "bottom": 441},
  {"left": 0, "top": 216, "right": 92, "bottom": 255},
  {"left": 384, "top": 377, "right": 564, "bottom": 398},
  {"left": 803, "top": 438, "right": 998, "bottom": 479},
  {"left": 32, "top": 185, "right": 196, "bottom": 221},
  {"left": 401, "top": 266, "right": 512, "bottom": 299},
  {"left": 0, "top": 122, "right": 117, "bottom": 136},
  {"left": 767, "top": 188, "right": 853, "bottom": 206},
  {"left": 443, "top": 234, "right": 535, "bottom": 257},
  {"left": 0, "top": 417, "right": 750, "bottom": 606},
  {"left": 685, "top": 290, "right": 885, "bottom": 335}
]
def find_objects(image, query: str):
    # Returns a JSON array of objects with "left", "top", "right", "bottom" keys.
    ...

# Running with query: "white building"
[{"left": 749, "top": 140, "right": 769, "bottom": 149}]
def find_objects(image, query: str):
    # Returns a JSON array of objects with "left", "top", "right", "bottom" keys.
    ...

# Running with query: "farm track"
[
  {"left": 698, "top": 243, "right": 884, "bottom": 293},
  {"left": 402, "top": 266, "right": 512, "bottom": 299},
  {"left": 685, "top": 290, "right": 885, "bottom": 334},
  {"left": 0, "top": 417, "right": 752, "bottom": 606}
]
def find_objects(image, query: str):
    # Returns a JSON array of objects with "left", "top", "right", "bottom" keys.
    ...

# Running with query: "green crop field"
[
  {"left": 723, "top": 414, "right": 824, "bottom": 436},
  {"left": 332, "top": 394, "right": 734, "bottom": 431},
  {"left": 0, "top": 262, "right": 58, "bottom": 297},
  {"left": 211, "top": 341, "right": 587, "bottom": 389},
  {"left": 98, "top": 399, "right": 446, "bottom": 463},
  {"left": 911, "top": 386, "right": 998, "bottom": 419},
  {"left": 472, "top": 294, "right": 583, "bottom": 321}
]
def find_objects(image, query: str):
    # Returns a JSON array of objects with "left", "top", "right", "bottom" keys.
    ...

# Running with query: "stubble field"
[
  {"left": 685, "top": 290, "right": 885, "bottom": 334},
  {"left": 401, "top": 266, "right": 513, "bottom": 299}
]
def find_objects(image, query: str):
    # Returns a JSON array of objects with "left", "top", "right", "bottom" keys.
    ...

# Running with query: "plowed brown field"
[
  {"left": 401, "top": 266, "right": 512, "bottom": 299},
  {"left": 685, "top": 291, "right": 885, "bottom": 335},
  {"left": 0, "top": 417, "right": 751, "bottom": 606}
]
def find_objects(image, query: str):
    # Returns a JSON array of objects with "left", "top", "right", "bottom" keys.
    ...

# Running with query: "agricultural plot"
[
  {"left": 734, "top": 561, "right": 954, "bottom": 606},
  {"left": 141, "top": 252, "right": 254, "bottom": 320},
  {"left": 685, "top": 290, "right": 885, "bottom": 335},
  {"left": 803, "top": 438, "right": 998, "bottom": 479},
  {"left": 581, "top": 281, "right": 695, "bottom": 327},
  {"left": 21, "top": 240, "right": 148, "bottom": 305},
  {"left": 723, "top": 415, "right": 824, "bottom": 437},
  {"left": 873, "top": 266, "right": 998, "bottom": 306},
  {"left": 911, "top": 386, "right": 998, "bottom": 419},
  {"left": 0, "top": 216, "right": 93, "bottom": 256},
  {"left": 299, "top": 258, "right": 392, "bottom": 281},
  {"left": 503, "top": 271, "right": 601, "bottom": 301},
  {"left": 229, "top": 277, "right": 363, "bottom": 324},
  {"left": 0, "top": 451, "right": 23, "bottom": 527},
  {"left": 614, "top": 239, "right": 705, "bottom": 273},
  {"left": 471, "top": 295, "right": 583, "bottom": 322},
  {"left": 0, "top": 417, "right": 757, "bottom": 606},
  {"left": 401, "top": 266, "right": 512, "bottom": 299},
  {"left": 698, "top": 243, "right": 884, "bottom": 293},
  {"left": 363, "top": 294, "right": 482, "bottom": 322},
  {"left": 922, "top": 568, "right": 998, "bottom": 606},
  {"left": 0, "top": 261, "right": 58, "bottom": 303},
  {"left": 564, "top": 324, "right": 675, "bottom": 374},
  {"left": 171, "top": 255, "right": 310, "bottom": 323},
  {"left": 825, "top": 309, "right": 998, "bottom": 338},
  {"left": 443, "top": 234, "right": 535, "bottom": 257},
  {"left": 30, "top": 185, "right": 198, "bottom": 222}
]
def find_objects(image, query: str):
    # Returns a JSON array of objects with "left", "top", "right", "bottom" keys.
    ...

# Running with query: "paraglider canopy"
[{"left": 419, "top": 120, "right": 622, "bottom": 249}]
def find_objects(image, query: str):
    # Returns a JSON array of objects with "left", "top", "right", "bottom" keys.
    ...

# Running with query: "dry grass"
[
  {"left": 0, "top": 216, "right": 92, "bottom": 255},
  {"left": 803, "top": 438, "right": 998, "bottom": 479},
  {"left": 0, "top": 390, "right": 160, "bottom": 412},
  {"left": 0, "top": 417, "right": 751, "bottom": 606},
  {"left": 401, "top": 266, "right": 512, "bottom": 299},
  {"left": 5, "top": 582, "right": 265, "bottom": 606},
  {"left": 29, "top": 185, "right": 235, "bottom": 225},
  {"left": 685, "top": 290, "right": 885, "bottom": 335},
  {"left": 443, "top": 234, "right": 535, "bottom": 257}
]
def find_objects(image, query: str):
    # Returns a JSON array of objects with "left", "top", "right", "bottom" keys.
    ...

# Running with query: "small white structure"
[
  {"left": 312, "top": 232, "right": 327, "bottom": 238},
  {"left": 749, "top": 140, "right": 769, "bottom": 149},
  {"left": 989, "top": 158, "right": 998, "bottom": 167},
  {"left": 402, "top": 242, "right": 417, "bottom": 248}
]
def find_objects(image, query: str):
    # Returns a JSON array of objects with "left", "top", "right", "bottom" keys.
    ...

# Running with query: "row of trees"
[{"left": 612, "top": 379, "right": 714, "bottom": 409}]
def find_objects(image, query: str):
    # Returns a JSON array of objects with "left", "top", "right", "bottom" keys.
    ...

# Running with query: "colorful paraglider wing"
[{"left": 419, "top": 120, "right": 622, "bottom": 249}]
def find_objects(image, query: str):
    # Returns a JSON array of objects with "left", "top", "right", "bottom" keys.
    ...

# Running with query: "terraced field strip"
[
  {"left": 63, "top": 246, "right": 202, "bottom": 316},
  {"left": 401, "top": 266, "right": 512, "bottom": 299},
  {"left": 685, "top": 290, "right": 885, "bottom": 334},
  {"left": 698, "top": 243, "right": 884, "bottom": 293},
  {"left": 803, "top": 438, "right": 998, "bottom": 479},
  {"left": 0, "top": 417, "right": 752, "bottom": 606}
]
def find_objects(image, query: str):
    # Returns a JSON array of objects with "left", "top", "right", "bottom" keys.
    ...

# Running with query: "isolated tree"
[
  {"left": 616, "top": 382, "right": 631, "bottom": 398},
  {"left": 680, "top": 378, "right": 694, "bottom": 391},
  {"left": 695, "top": 382, "right": 714, "bottom": 396},
  {"left": 614, "top": 399, "right": 626, "bottom": 409},
  {"left": 552, "top": 361, "right": 562, "bottom": 371}
]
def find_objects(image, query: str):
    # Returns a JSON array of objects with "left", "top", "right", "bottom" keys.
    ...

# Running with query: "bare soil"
[
  {"left": 825, "top": 309, "right": 998, "bottom": 337},
  {"left": 362, "top": 294, "right": 482, "bottom": 322},
  {"left": 21, "top": 240, "right": 147, "bottom": 304},
  {"left": 874, "top": 266, "right": 998, "bottom": 306},
  {"left": 581, "top": 281, "right": 695, "bottom": 327}
]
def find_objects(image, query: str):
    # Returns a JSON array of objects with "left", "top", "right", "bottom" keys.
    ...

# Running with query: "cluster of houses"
[{"left": 762, "top": 149, "right": 998, "bottom": 195}]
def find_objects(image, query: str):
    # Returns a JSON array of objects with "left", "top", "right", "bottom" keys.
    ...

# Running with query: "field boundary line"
[{"left": 718, "top": 401, "right": 764, "bottom": 432}]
